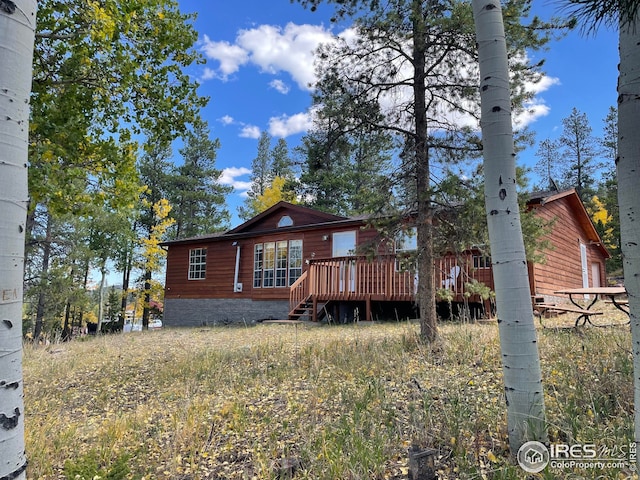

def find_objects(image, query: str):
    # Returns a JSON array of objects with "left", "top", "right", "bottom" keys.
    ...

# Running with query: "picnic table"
[{"left": 547, "top": 287, "right": 629, "bottom": 327}]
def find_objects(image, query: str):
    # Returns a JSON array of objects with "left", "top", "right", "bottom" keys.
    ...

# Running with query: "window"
[
  {"left": 263, "top": 242, "right": 275, "bottom": 287},
  {"left": 395, "top": 228, "right": 417, "bottom": 253},
  {"left": 275, "top": 241, "right": 288, "bottom": 287},
  {"left": 332, "top": 231, "right": 356, "bottom": 257},
  {"left": 253, "top": 239, "right": 303, "bottom": 288},
  {"left": 253, "top": 244, "right": 263, "bottom": 288},
  {"left": 473, "top": 255, "right": 491, "bottom": 269},
  {"left": 277, "top": 215, "right": 294, "bottom": 227},
  {"left": 188, "top": 248, "right": 207, "bottom": 280},
  {"left": 288, "top": 240, "right": 303, "bottom": 285},
  {"left": 395, "top": 228, "right": 417, "bottom": 271}
]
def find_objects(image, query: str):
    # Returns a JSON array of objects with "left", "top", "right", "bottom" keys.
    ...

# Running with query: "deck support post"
[{"left": 366, "top": 296, "right": 372, "bottom": 322}]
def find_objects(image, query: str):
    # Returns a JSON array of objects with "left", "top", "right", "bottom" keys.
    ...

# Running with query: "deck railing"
[
  {"left": 308, "top": 255, "right": 416, "bottom": 299},
  {"left": 289, "top": 270, "right": 309, "bottom": 311},
  {"left": 289, "top": 254, "right": 495, "bottom": 313}
]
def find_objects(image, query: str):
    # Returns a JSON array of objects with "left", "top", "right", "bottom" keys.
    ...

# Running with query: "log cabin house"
[{"left": 161, "top": 188, "right": 609, "bottom": 326}]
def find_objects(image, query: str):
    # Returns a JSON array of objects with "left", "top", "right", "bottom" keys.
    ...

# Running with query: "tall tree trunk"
[
  {"left": 0, "top": 1, "right": 37, "bottom": 478},
  {"left": 120, "top": 244, "right": 133, "bottom": 324},
  {"left": 471, "top": 0, "right": 546, "bottom": 452},
  {"left": 62, "top": 300, "right": 72, "bottom": 341},
  {"left": 412, "top": 0, "right": 437, "bottom": 342},
  {"left": 617, "top": 10, "right": 640, "bottom": 471},
  {"left": 33, "top": 212, "right": 52, "bottom": 341},
  {"left": 142, "top": 268, "right": 152, "bottom": 330},
  {"left": 96, "top": 261, "right": 107, "bottom": 332}
]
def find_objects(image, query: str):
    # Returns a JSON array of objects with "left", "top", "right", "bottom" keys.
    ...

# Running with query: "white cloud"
[
  {"left": 201, "top": 35, "right": 250, "bottom": 79},
  {"left": 268, "top": 112, "right": 314, "bottom": 137},
  {"left": 238, "top": 23, "right": 334, "bottom": 90},
  {"left": 514, "top": 101, "right": 551, "bottom": 128},
  {"left": 239, "top": 125, "right": 261, "bottom": 139},
  {"left": 201, "top": 67, "right": 217, "bottom": 81},
  {"left": 201, "top": 23, "right": 336, "bottom": 90},
  {"left": 530, "top": 74, "right": 560, "bottom": 94},
  {"left": 269, "top": 79, "right": 290, "bottom": 94},
  {"left": 219, "top": 115, "right": 235, "bottom": 126},
  {"left": 512, "top": 74, "right": 559, "bottom": 128},
  {"left": 218, "top": 167, "right": 252, "bottom": 194}
]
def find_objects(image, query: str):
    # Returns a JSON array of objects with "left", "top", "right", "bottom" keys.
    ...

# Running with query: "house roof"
[
  {"left": 162, "top": 192, "right": 610, "bottom": 260},
  {"left": 160, "top": 201, "right": 368, "bottom": 246},
  {"left": 527, "top": 188, "right": 610, "bottom": 259},
  {"left": 226, "top": 201, "right": 347, "bottom": 234}
]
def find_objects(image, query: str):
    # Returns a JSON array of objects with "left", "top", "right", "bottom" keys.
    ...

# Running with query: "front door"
[{"left": 580, "top": 243, "right": 589, "bottom": 299}]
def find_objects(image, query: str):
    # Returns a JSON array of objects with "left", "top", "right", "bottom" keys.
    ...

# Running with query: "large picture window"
[
  {"left": 188, "top": 248, "right": 207, "bottom": 280},
  {"left": 253, "top": 239, "right": 303, "bottom": 288}
]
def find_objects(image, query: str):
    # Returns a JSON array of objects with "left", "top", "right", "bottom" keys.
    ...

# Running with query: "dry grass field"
[{"left": 23, "top": 306, "right": 635, "bottom": 479}]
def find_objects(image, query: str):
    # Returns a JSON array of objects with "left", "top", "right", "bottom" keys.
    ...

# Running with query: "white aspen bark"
[
  {"left": 471, "top": 0, "right": 546, "bottom": 452},
  {"left": 0, "top": 1, "right": 37, "bottom": 478},
  {"left": 617, "top": 12, "right": 640, "bottom": 472}
]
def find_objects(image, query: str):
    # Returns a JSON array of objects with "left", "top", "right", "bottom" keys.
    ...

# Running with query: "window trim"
[
  {"left": 188, "top": 247, "right": 207, "bottom": 280},
  {"left": 253, "top": 244, "right": 263, "bottom": 288},
  {"left": 395, "top": 227, "right": 417, "bottom": 272},
  {"left": 288, "top": 239, "right": 303, "bottom": 286},
  {"left": 277, "top": 215, "right": 294, "bottom": 228},
  {"left": 253, "top": 239, "right": 303, "bottom": 288},
  {"left": 473, "top": 254, "right": 492, "bottom": 269},
  {"left": 275, "top": 241, "right": 288, "bottom": 287},
  {"left": 263, "top": 242, "right": 275, "bottom": 288}
]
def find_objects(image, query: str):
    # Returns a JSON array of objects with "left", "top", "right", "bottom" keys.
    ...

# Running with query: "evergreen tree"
[
  {"left": 238, "top": 131, "right": 273, "bottom": 220},
  {"left": 558, "top": 107, "right": 601, "bottom": 202},
  {"left": 299, "top": 82, "right": 394, "bottom": 216},
  {"left": 270, "top": 138, "right": 295, "bottom": 180},
  {"left": 534, "top": 138, "right": 562, "bottom": 190},
  {"left": 168, "top": 120, "right": 231, "bottom": 239},
  {"left": 595, "top": 106, "right": 621, "bottom": 272}
]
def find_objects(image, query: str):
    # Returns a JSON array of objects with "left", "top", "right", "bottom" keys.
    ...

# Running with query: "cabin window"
[
  {"left": 277, "top": 215, "right": 294, "bottom": 227},
  {"left": 253, "top": 239, "right": 303, "bottom": 288},
  {"left": 288, "top": 240, "right": 303, "bottom": 285},
  {"left": 473, "top": 255, "right": 491, "bottom": 269},
  {"left": 275, "top": 241, "right": 288, "bottom": 287},
  {"left": 263, "top": 242, "right": 276, "bottom": 287},
  {"left": 395, "top": 228, "right": 417, "bottom": 271},
  {"left": 253, "top": 244, "right": 263, "bottom": 288},
  {"left": 395, "top": 228, "right": 417, "bottom": 252},
  {"left": 188, "top": 248, "right": 207, "bottom": 280}
]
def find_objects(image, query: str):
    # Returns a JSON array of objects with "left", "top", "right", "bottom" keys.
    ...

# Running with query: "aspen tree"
[{"left": 0, "top": 1, "right": 37, "bottom": 478}]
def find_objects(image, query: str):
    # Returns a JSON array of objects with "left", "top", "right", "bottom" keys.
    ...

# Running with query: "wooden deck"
[{"left": 289, "top": 254, "right": 494, "bottom": 321}]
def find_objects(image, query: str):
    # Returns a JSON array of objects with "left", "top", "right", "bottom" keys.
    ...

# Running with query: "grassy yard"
[{"left": 24, "top": 308, "right": 635, "bottom": 479}]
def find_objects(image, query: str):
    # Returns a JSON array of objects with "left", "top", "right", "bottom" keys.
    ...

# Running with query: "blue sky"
[{"left": 176, "top": 0, "right": 619, "bottom": 227}]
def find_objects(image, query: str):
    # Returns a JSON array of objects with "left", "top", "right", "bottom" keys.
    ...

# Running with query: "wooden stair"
[
  {"left": 288, "top": 296, "right": 313, "bottom": 321},
  {"left": 288, "top": 296, "right": 330, "bottom": 322}
]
